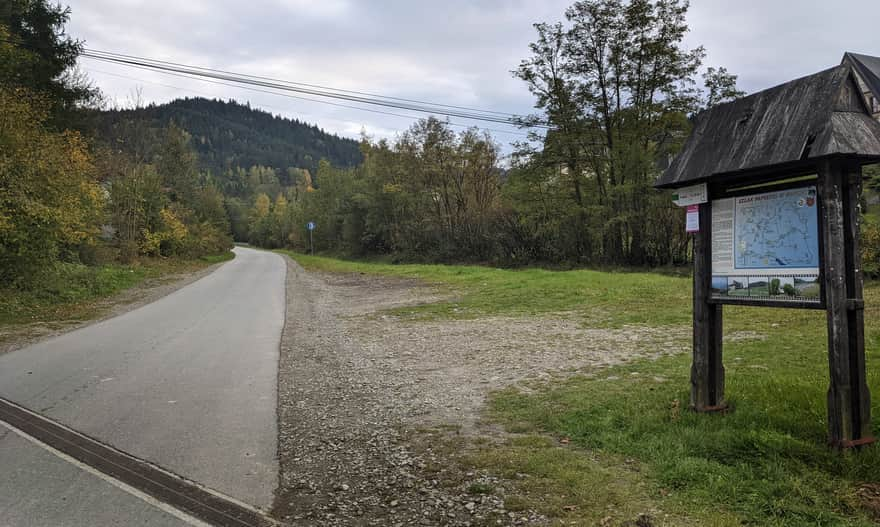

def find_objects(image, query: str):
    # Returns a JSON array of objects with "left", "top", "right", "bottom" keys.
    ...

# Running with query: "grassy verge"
[
  {"left": 278, "top": 251, "right": 691, "bottom": 327},
  {"left": 282, "top": 250, "right": 880, "bottom": 526},
  {"left": 201, "top": 251, "right": 236, "bottom": 264},
  {"left": 0, "top": 251, "right": 234, "bottom": 327},
  {"left": 486, "top": 287, "right": 880, "bottom": 526}
]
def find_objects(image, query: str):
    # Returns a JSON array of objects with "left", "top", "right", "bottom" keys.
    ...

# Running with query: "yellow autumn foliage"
[
  {"left": 161, "top": 208, "right": 188, "bottom": 244},
  {"left": 253, "top": 193, "right": 271, "bottom": 218},
  {"left": 0, "top": 87, "right": 103, "bottom": 282},
  {"left": 140, "top": 208, "right": 189, "bottom": 256}
]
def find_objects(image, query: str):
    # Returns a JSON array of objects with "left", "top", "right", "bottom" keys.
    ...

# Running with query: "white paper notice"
[
  {"left": 685, "top": 204, "right": 699, "bottom": 233},
  {"left": 711, "top": 197, "right": 735, "bottom": 274}
]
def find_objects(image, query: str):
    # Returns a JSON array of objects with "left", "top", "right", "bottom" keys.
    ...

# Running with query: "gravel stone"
[{"left": 273, "top": 256, "right": 687, "bottom": 525}]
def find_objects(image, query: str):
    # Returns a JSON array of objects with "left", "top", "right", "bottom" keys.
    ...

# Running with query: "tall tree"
[
  {"left": 703, "top": 66, "right": 745, "bottom": 109},
  {"left": 156, "top": 124, "right": 199, "bottom": 205},
  {"left": 0, "top": 89, "right": 102, "bottom": 282},
  {"left": 108, "top": 163, "right": 165, "bottom": 262},
  {"left": 514, "top": 0, "right": 733, "bottom": 266},
  {"left": 0, "top": 0, "right": 98, "bottom": 128}
]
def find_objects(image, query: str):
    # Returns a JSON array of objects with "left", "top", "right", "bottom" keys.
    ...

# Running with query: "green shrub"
[
  {"left": 78, "top": 242, "right": 119, "bottom": 266},
  {"left": 863, "top": 219, "right": 880, "bottom": 278},
  {"left": 118, "top": 240, "right": 139, "bottom": 264}
]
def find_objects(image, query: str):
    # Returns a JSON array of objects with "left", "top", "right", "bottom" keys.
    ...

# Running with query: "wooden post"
[
  {"left": 691, "top": 200, "right": 725, "bottom": 411},
  {"left": 818, "top": 157, "right": 873, "bottom": 448}
]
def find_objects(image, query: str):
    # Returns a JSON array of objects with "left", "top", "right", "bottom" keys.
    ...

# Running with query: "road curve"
[{"left": 0, "top": 246, "right": 285, "bottom": 510}]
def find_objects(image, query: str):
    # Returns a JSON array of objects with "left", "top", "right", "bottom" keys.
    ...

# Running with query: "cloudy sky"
[{"left": 66, "top": 0, "right": 878, "bottom": 148}]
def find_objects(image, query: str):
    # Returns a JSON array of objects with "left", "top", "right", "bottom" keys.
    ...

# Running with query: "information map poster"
[{"left": 710, "top": 186, "right": 821, "bottom": 303}]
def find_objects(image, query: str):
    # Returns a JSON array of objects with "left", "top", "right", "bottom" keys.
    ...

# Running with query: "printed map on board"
[{"left": 734, "top": 187, "right": 819, "bottom": 269}]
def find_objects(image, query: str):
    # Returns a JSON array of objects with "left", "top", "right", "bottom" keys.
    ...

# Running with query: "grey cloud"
[{"left": 66, "top": 0, "right": 880, "bottom": 145}]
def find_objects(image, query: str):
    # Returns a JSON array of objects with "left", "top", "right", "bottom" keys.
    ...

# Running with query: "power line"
[
  {"left": 86, "top": 66, "right": 533, "bottom": 138},
  {"left": 78, "top": 48, "right": 550, "bottom": 129},
  {"left": 82, "top": 47, "right": 518, "bottom": 118},
  {"left": 0, "top": 35, "right": 545, "bottom": 135}
]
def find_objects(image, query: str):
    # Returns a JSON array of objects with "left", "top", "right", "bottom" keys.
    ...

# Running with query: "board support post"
[
  {"left": 819, "top": 157, "right": 873, "bottom": 449},
  {"left": 691, "top": 200, "right": 726, "bottom": 412}
]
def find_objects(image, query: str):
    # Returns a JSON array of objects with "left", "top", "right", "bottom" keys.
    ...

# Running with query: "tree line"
[
  {"left": 231, "top": 0, "right": 743, "bottom": 267},
  {"left": 4, "top": 0, "right": 877, "bottom": 282},
  {"left": 0, "top": 0, "right": 746, "bottom": 280},
  {"left": 237, "top": 119, "right": 505, "bottom": 261},
  {"left": 95, "top": 97, "right": 363, "bottom": 176},
  {"left": 0, "top": 1, "right": 231, "bottom": 286},
  {"left": 228, "top": 0, "right": 877, "bottom": 272}
]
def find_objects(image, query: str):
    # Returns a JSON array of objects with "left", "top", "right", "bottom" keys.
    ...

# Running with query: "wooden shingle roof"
[
  {"left": 844, "top": 52, "right": 880, "bottom": 102},
  {"left": 655, "top": 65, "right": 880, "bottom": 189}
]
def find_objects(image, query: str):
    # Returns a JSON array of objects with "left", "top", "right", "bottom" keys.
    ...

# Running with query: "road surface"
[
  {"left": 0, "top": 425, "right": 194, "bottom": 527},
  {"left": 0, "top": 246, "right": 285, "bottom": 524}
]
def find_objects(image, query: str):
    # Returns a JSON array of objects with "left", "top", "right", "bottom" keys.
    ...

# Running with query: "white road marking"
[{"left": 0, "top": 419, "right": 212, "bottom": 527}]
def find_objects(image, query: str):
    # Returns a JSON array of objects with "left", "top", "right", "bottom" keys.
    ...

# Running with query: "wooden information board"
[{"left": 655, "top": 64, "right": 880, "bottom": 449}]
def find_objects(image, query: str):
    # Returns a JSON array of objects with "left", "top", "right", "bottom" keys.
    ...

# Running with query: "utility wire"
[
  {"left": 78, "top": 49, "right": 549, "bottom": 128},
  {"left": 86, "top": 66, "right": 533, "bottom": 138},
  {"left": 82, "top": 47, "right": 517, "bottom": 118},
  {"left": 0, "top": 35, "right": 545, "bottom": 133}
]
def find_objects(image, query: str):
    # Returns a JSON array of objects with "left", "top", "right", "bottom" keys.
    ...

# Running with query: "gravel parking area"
[{"left": 273, "top": 256, "right": 688, "bottom": 526}]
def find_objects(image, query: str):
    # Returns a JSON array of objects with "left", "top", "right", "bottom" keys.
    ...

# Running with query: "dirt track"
[{"left": 273, "top": 256, "right": 688, "bottom": 526}]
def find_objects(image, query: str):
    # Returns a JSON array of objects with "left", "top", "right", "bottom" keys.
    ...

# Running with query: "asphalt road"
[
  {"left": 0, "top": 425, "right": 194, "bottom": 527},
  {"left": 0, "top": 246, "right": 285, "bottom": 523}
]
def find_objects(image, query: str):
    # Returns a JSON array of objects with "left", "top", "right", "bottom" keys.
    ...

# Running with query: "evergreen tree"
[{"left": 0, "top": 0, "right": 99, "bottom": 128}]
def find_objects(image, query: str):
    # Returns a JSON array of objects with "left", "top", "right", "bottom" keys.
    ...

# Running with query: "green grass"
[
  {"left": 0, "top": 251, "right": 233, "bottom": 327},
  {"left": 487, "top": 290, "right": 880, "bottom": 526},
  {"left": 201, "top": 251, "right": 236, "bottom": 264},
  {"left": 482, "top": 289, "right": 880, "bottom": 525},
  {"left": 464, "top": 435, "right": 737, "bottom": 526},
  {"left": 866, "top": 189, "right": 879, "bottom": 223},
  {"left": 278, "top": 250, "right": 691, "bottom": 328},
  {"left": 0, "top": 263, "right": 148, "bottom": 325},
  {"left": 281, "top": 250, "right": 880, "bottom": 526}
]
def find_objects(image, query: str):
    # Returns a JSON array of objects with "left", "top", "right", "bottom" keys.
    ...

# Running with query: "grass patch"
[
  {"left": 0, "top": 256, "right": 221, "bottom": 327},
  {"left": 486, "top": 284, "right": 880, "bottom": 526},
  {"left": 465, "top": 435, "right": 735, "bottom": 526},
  {"left": 282, "top": 251, "right": 880, "bottom": 525},
  {"left": 278, "top": 250, "right": 690, "bottom": 327},
  {"left": 201, "top": 251, "right": 236, "bottom": 264}
]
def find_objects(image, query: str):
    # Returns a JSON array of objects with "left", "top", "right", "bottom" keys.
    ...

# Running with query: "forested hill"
[{"left": 94, "top": 97, "right": 363, "bottom": 175}]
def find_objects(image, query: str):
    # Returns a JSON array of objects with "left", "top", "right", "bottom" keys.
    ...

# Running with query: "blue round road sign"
[{"left": 307, "top": 221, "right": 316, "bottom": 231}]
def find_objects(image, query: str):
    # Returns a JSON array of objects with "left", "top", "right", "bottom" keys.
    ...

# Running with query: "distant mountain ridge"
[{"left": 95, "top": 97, "right": 363, "bottom": 176}]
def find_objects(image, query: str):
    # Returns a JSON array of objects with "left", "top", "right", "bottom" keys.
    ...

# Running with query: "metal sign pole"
[{"left": 306, "top": 221, "right": 316, "bottom": 255}]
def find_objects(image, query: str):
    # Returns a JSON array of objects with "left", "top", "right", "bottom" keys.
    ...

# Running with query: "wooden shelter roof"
[
  {"left": 844, "top": 52, "right": 880, "bottom": 102},
  {"left": 656, "top": 64, "right": 880, "bottom": 189}
]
